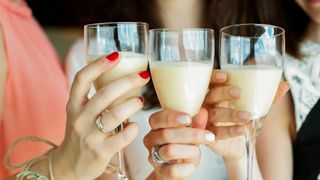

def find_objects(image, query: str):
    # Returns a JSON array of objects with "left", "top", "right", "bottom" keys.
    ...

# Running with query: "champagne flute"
[
  {"left": 219, "top": 24, "right": 285, "bottom": 180},
  {"left": 84, "top": 22, "right": 149, "bottom": 180},
  {"left": 149, "top": 28, "right": 214, "bottom": 119}
]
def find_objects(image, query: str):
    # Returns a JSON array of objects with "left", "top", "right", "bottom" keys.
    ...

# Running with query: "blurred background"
[{"left": 27, "top": 0, "right": 146, "bottom": 61}]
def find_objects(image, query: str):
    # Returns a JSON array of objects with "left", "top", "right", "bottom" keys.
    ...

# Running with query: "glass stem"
[
  {"left": 245, "top": 121, "right": 257, "bottom": 180},
  {"left": 116, "top": 123, "right": 128, "bottom": 180}
]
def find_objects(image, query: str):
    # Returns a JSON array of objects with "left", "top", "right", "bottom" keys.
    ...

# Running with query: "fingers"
[
  {"left": 149, "top": 110, "right": 192, "bottom": 130},
  {"left": 69, "top": 52, "right": 120, "bottom": 111},
  {"left": 273, "top": 81, "right": 290, "bottom": 103},
  {"left": 83, "top": 72, "right": 149, "bottom": 121},
  {"left": 105, "top": 122, "right": 139, "bottom": 153},
  {"left": 157, "top": 163, "right": 195, "bottom": 179},
  {"left": 208, "top": 107, "right": 251, "bottom": 125},
  {"left": 210, "top": 70, "right": 227, "bottom": 86},
  {"left": 207, "top": 124, "right": 245, "bottom": 140},
  {"left": 191, "top": 108, "right": 208, "bottom": 129},
  {"left": 99, "top": 97, "right": 143, "bottom": 132},
  {"left": 205, "top": 86, "right": 241, "bottom": 104},
  {"left": 158, "top": 144, "right": 200, "bottom": 162},
  {"left": 144, "top": 128, "right": 215, "bottom": 148}
]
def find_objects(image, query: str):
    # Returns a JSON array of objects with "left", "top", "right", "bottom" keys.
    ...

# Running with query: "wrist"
[
  {"left": 223, "top": 155, "right": 262, "bottom": 180},
  {"left": 53, "top": 147, "right": 90, "bottom": 180},
  {"left": 223, "top": 156, "right": 247, "bottom": 180}
]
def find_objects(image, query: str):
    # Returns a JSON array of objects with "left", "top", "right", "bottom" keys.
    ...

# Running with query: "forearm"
[{"left": 224, "top": 153, "right": 262, "bottom": 180}]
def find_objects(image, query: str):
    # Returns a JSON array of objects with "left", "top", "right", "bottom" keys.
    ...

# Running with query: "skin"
[
  {"left": 1, "top": 2, "right": 148, "bottom": 179},
  {"left": 1, "top": 0, "right": 296, "bottom": 179},
  {"left": 145, "top": 69, "right": 289, "bottom": 179},
  {"left": 4, "top": 53, "right": 150, "bottom": 180},
  {"left": 156, "top": 0, "right": 204, "bottom": 28},
  {"left": 255, "top": 1, "right": 320, "bottom": 179},
  {"left": 208, "top": 72, "right": 291, "bottom": 180},
  {"left": 145, "top": 0, "right": 291, "bottom": 179},
  {"left": 144, "top": 1, "right": 209, "bottom": 178},
  {"left": 297, "top": 0, "right": 320, "bottom": 43}
]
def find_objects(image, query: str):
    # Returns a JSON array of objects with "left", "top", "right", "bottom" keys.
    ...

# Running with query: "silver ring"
[
  {"left": 95, "top": 116, "right": 109, "bottom": 134},
  {"left": 151, "top": 146, "right": 169, "bottom": 165}
]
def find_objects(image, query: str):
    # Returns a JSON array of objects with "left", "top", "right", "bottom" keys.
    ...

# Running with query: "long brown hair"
[
  {"left": 63, "top": 0, "right": 310, "bottom": 108},
  {"left": 29, "top": 0, "right": 309, "bottom": 58}
]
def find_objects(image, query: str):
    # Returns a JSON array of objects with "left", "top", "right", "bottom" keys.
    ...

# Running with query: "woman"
[
  {"left": 0, "top": 0, "right": 149, "bottom": 179},
  {"left": 0, "top": 0, "right": 266, "bottom": 179},
  {"left": 66, "top": 0, "right": 289, "bottom": 179},
  {"left": 3, "top": 52, "right": 151, "bottom": 179},
  {"left": 254, "top": 0, "right": 320, "bottom": 179},
  {"left": 0, "top": 0, "right": 68, "bottom": 177}
]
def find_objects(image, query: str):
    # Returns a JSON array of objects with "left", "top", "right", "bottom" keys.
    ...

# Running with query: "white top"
[
  {"left": 285, "top": 41, "right": 320, "bottom": 180},
  {"left": 66, "top": 39, "right": 228, "bottom": 180},
  {"left": 284, "top": 40, "right": 320, "bottom": 131}
]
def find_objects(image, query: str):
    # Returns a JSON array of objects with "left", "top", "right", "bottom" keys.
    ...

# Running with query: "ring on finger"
[
  {"left": 95, "top": 116, "right": 114, "bottom": 136},
  {"left": 151, "top": 146, "right": 169, "bottom": 165}
]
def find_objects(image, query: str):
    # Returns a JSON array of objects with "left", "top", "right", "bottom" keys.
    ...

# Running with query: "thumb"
[{"left": 192, "top": 108, "right": 208, "bottom": 129}]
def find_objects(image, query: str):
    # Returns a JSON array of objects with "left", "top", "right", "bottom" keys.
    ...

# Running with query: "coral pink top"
[{"left": 0, "top": 0, "right": 69, "bottom": 177}]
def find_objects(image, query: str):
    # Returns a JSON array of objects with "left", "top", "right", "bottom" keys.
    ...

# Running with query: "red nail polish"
[
  {"left": 139, "top": 71, "right": 149, "bottom": 79},
  {"left": 105, "top": 52, "right": 119, "bottom": 62},
  {"left": 138, "top": 96, "right": 144, "bottom": 103}
]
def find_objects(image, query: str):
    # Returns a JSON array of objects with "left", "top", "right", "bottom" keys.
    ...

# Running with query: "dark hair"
[
  {"left": 29, "top": 0, "right": 310, "bottom": 108},
  {"left": 81, "top": 0, "right": 309, "bottom": 108},
  {"left": 29, "top": 0, "right": 309, "bottom": 58},
  {"left": 208, "top": 0, "right": 310, "bottom": 59},
  {"left": 283, "top": 0, "right": 310, "bottom": 58}
]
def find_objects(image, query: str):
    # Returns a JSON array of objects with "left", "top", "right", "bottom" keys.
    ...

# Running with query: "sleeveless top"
[
  {"left": 284, "top": 40, "right": 320, "bottom": 179},
  {"left": 0, "top": 0, "right": 69, "bottom": 177},
  {"left": 284, "top": 40, "right": 320, "bottom": 131}
]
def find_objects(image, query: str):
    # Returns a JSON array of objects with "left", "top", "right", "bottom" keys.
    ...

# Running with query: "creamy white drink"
[
  {"left": 88, "top": 51, "right": 148, "bottom": 105},
  {"left": 150, "top": 61, "right": 213, "bottom": 117},
  {"left": 222, "top": 64, "right": 282, "bottom": 119}
]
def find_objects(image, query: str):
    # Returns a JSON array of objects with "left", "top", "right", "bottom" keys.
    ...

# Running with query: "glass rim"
[
  {"left": 220, "top": 23, "right": 285, "bottom": 38},
  {"left": 84, "top": 22, "right": 149, "bottom": 29},
  {"left": 149, "top": 28, "right": 214, "bottom": 33}
]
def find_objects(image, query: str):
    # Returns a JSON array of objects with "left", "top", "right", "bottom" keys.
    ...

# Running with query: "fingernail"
[
  {"left": 216, "top": 72, "right": 226, "bottom": 81},
  {"left": 177, "top": 114, "right": 191, "bottom": 125},
  {"left": 205, "top": 132, "right": 215, "bottom": 142},
  {"left": 138, "top": 96, "right": 144, "bottom": 103},
  {"left": 237, "top": 111, "right": 251, "bottom": 120},
  {"left": 139, "top": 71, "right": 149, "bottom": 79},
  {"left": 230, "top": 88, "right": 241, "bottom": 98},
  {"left": 105, "top": 52, "right": 119, "bottom": 62}
]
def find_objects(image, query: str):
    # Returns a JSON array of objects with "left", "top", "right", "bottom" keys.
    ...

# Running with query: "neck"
[
  {"left": 305, "top": 21, "right": 320, "bottom": 43},
  {"left": 156, "top": 0, "right": 204, "bottom": 28}
]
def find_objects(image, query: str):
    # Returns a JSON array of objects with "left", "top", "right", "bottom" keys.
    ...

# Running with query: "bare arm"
[
  {"left": 0, "top": 25, "right": 7, "bottom": 121},
  {"left": 256, "top": 93, "right": 294, "bottom": 180}
]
